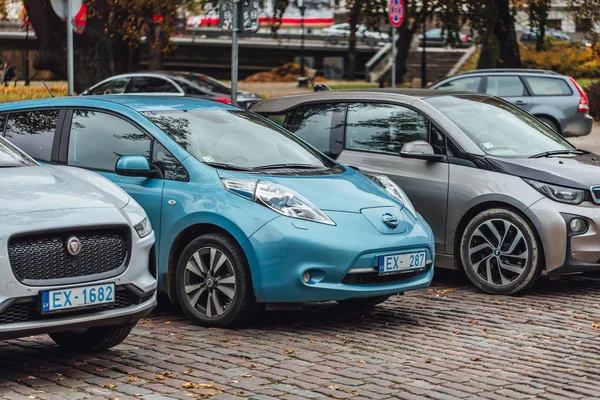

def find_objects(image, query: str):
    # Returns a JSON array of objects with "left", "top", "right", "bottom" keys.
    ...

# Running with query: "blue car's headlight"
[
  {"left": 222, "top": 178, "right": 335, "bottom": 226},
  {"left": 366, "top": 174, "right": 416, "bottom": 216}
]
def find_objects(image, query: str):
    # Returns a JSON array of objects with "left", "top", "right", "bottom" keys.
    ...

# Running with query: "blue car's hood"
[{"left": 218, "top": 167, "right": 400, "bottom": 212}]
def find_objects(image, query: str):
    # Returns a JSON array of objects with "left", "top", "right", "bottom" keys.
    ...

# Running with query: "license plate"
[
  {"left": 41, "top": 283, "right": 115, "bottom": 313},
  {"left": 378, "top": 252, "right": 426, "bottom": 275}
]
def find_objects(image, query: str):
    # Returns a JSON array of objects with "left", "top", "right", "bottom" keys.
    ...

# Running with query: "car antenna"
[
  {"left": 41, "top": 81, "right": 55, "bottom": 98},
  {"left": 308, "top": 76, "right": 331, "bottom": 92}
]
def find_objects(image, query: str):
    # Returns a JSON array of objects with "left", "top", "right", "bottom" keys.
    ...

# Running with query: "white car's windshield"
[
  {"left": 0, "top": 137, "right": 37, "bottom": 168},
  {"left": 425, "top": 95, "right": 575, "bottom": 158},
  {"left": 143, "top": 109, "right": 332, "bottom": 170}
]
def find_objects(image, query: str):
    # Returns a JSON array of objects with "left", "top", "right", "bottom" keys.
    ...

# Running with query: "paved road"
[
  {"left": 2, "top": 271, "right": 600, "bottom": 400},
  {"left": 568, "top": 125, "right": 600, "bottom": 154}
]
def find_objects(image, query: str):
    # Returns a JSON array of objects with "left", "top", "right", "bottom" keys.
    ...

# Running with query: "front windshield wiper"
[
  {"left": 203, "top": 162, "right": 255, "bottom": 171},
  {"left": 528, "top": 149, "right": 584, "bottom": 159},
  {"left": 253, "top": 163, "right": 325, "bottom": 170}
]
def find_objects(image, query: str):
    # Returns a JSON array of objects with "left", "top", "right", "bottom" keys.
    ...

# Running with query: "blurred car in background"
[
  {"left": 418, "top": 28, "right": 473, "bottom": 47},
  {"left": 431, "top": 69, "right": 593, "bottom": 137},
  {"left": 322, "top": 23, "right": 389, "bottom": 46},
  {"left": 81, "top": 71, "right": 262, "bottom": 109},
  {"left": 519, "top": 27, "right": 571, "bottom": 44}
]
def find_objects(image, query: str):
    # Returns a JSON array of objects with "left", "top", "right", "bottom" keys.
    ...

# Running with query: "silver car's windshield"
[
  {"left": 425, "top": 95, "right": 575, "bottom": 157},
  {"left": 143, "top": 109, "right": 331, "bottom": 170},
  {"left": 0, "top": 137, "right": 37, "bottom": 167}
]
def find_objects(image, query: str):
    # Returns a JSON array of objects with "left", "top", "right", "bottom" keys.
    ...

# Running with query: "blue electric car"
[{"left": 0, "top": 96, "right": 434, "bottom": 327}]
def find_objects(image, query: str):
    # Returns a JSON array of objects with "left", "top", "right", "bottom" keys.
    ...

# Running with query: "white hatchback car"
[{"left": 0, "top": 137, "right": 156, "bottom": 352}]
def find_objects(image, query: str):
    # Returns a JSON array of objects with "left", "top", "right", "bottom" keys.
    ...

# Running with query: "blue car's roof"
[{"left": 0, "top": 95, "right": 238, "bottom": 113}]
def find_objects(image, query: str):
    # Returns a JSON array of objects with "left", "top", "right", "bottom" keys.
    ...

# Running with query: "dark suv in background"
[{"left": 431, "top": 69, "right": 593, "bottom": 136}]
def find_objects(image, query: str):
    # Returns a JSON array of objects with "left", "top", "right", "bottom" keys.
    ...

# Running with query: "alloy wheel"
[
  {"left": 467, "top": 219, "right": 529, "bottom": 286},
  {"left": 183, "top": 247, "right": 236, "bottom": 318}
]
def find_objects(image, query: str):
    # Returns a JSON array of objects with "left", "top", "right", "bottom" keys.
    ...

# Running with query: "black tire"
[
  {"left": 337, "top": 295, "right": 390, "bottom": 309},
  {"left": 49, "top": 324, "right": 134, "bottom": 352},
  {"left": 175, "top": 233, "right": 256, "bottom": 327},
  {"left": 460, "top": 208, "right": 542, "bottom": 295},
  {"left": 538, "top": 117, "right": 559, "bottom": 133}
]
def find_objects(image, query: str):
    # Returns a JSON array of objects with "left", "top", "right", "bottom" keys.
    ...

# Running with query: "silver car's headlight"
[
  {"left": 134, "top": 217, "right": 153, "bottom": 238},
  {"left": 524, "top": 178, "right": 584, "bottom": 205},
  {"left": 222, "top": 178, "right": 335, "bottom": 226},
  {"left": 366, "top": 174, "right": 417, "bottom": 216}
]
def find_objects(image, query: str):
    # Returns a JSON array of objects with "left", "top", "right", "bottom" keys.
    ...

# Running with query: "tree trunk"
[
  {"left": 23, "top": 0, "right": 111, "bottom": 93},
  {"left": 146, "top": 23, "right": 165, "bottom": 71},
  {"left": 345, "top": 0, "right": 364, "bottom": 80},
  {"left": 394, "top": 20, "right": 417, "bottom": 84},
  {"left": 476, "top": 0, "right": 521, "bottom": 69}
]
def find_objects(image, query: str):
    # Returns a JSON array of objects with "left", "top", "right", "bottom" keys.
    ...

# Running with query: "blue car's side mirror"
[{"left": 115, "top": 155, "right": 160, "bottom": 178}]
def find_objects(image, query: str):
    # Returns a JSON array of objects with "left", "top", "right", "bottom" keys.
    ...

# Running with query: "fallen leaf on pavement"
[
  {"left": 327, "top": 384, "right": 340, "bottom": 390},
  {"left": 242, "top": 373, "right": 253, "bottom": 377},
  {"left": 182, "top": 382, "right": 196, "bottom": 389},
  {"left": 425, "top": 358, "right": 432, "bottom": 363},
  {"left": 469, "top": 356, "right": 482, "bottom": 361},
  {"left": 357, "top": 360, "right": 365, "bottom": 364},
  {"left": 27, "top": 376, "right": 36, "bottom": 380},
  {"left": 284, "top": 349, "right": 295, "bottom": 355},
  {"left": 164, "top": 371, "right": 177, "bottom": 378},
  {"left": 155, "top": 375, "right": 165, "bottom": 380},
  {"left": 164, "top": 321, "right": 171, "bottom": 325},
  {"left": 591, "top": 321, "right": 600, "bottom": 329},
  {"left": 183, "top": 369, "right": 193, "bottom": 374},
  {"left": 126, "top": 376, "right": 138, "bottom": 382}
]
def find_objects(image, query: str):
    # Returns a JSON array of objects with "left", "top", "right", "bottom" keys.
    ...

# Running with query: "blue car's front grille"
[{"left": 591, "top": 186, "right": 600, "bottom": 204}]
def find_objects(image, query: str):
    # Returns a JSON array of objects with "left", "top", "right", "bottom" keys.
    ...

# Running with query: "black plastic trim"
[{"left": 551, "top": 213, "right": 600, "bottom": 274}]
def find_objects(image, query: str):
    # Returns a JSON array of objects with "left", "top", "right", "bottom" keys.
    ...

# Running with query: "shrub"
[
  {"left": 586, "top": 81, "right": 600, "bottom": 120},
  {"left": 0, "top": 86, "right": 67, "bottom": 103},
  {"left": 520, "top": 42, "right": 600, "bottom": 78}
]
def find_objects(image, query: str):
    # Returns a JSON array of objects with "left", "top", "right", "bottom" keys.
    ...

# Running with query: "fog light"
[
  {"left": 570, "top": 218, "right": 587, "bottom": 233},
  {"left": 303, "top": 271, "right": 311, "bottom": 283}
]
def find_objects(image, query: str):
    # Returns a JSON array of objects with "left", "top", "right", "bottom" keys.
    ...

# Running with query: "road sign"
[
  {"left": 50, "top": 0, "right": 82, "bottom": 19},
  {"left": 388, "top": 0, "right": 405, "bottom": 28},
  {"left": 220, "top": 0, "right": 259, "bottom": 32}
]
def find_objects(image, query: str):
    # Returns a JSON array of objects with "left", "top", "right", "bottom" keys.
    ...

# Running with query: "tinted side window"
[
  {"left": 68, "top": 110, "right": 151, "bottom": 171},
  {"left": 524, "top": 77, "right": 573, "bottom": 96},
  {"left": 4, "top": 110, "right": 59, "bottom": 162},
  {"left": 153, "top": 141, "right": 189, "bottom": 181},
  {"left": 346, "top": 103, "right": 428, "bottom": 154},
  {"left": 0, "top": 114, "right": 6, "bottom": 136},
  {"left": 88, "top": 77, "right": 131, "bottom": 95},
  {"left": 128, "top": 77, "right": 179, "bottom": 93},
  {"left": 437, "top": 77, "right": 481, "bottom": 92},
  {"left": 290, "top": 103, "right": 345, "bottom": 158},
  {"left": 485, "top": 76, "right": 527, "bottom": 97}
]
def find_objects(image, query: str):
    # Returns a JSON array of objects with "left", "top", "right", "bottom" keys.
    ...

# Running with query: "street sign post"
[
  {"left": 388, "top": 0, "right": 404, "bottom": 88},
  {"left": 50, "top": 0, "right": 82, "bottom": 96},
  {"left": 220, "top": 0, "right": 259, "bottom": 104}
]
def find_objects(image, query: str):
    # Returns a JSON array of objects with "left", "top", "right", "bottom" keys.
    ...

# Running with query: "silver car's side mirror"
[{"left": 400, "top": 140, "right": 445, "bottom": 161}]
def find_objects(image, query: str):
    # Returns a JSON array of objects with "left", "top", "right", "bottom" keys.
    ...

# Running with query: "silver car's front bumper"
[
  {"left": 527, "top": 197, "right": 600, "bottom": 273},
  {"left": 0, "top": 208, "right": 157, "bottom": 341}
]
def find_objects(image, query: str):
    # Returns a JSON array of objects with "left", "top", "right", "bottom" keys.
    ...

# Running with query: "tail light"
[
  {"left": 461, "top": 35, "right": 469, "bottom": 41},
  {"left": 215, "top": 97, "right": 232, "bottom": 105},
  {"left": 569, "top": 77, "right": 589, "bottom": 113}
]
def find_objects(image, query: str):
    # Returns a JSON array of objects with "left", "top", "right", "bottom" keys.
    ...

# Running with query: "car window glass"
[
  {"left": 486, "top": 76, "right": 527, "bottom": 97},
  {"left": 437, "top": 77, "right": 481, "bottom": 92},
  {"left": 524, "top": 77, "right": 573, "bottom": 96},
  {"left": 152, "top": 141, "right": 189, "bottom": 181},
  {"left": 291, "top": 103, "right": 345, "bottom": 158},
  {"left": 89, "top": 77, "right": 131, "bottom": 95},
  {"left": 0, "top": 136, "right": 37, "bottom": 167},
  {"left": 68, "top": 110, "right": 151, "bottom": 171},
  {"left": 424, "top": 95, "right": 574, "bottom": 158},
  {"left": 4, "top": 110, "right": 59, "bottom": 162},
  {"left": 345, "top": 103, "right": 428, "bottom": 154},
  {"left": 430, "top": 125, "right": 446, "bottom": 155},
  {"left": 0, "top": 114, "right": 6, "bottom": 136},
  {"left": 128, "top": 77, "right": 179, "bottom": 93}
]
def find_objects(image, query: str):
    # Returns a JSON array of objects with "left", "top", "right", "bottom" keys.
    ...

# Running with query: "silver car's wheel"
[
  {"left": 183, "top": 247, "right": 236, "bottom": 319},
  {"left": 460, "top": 208, "right": 542, "bottom": 295},
  {"left": 175, "top": 233, "right": 256, "bottom": 327}
]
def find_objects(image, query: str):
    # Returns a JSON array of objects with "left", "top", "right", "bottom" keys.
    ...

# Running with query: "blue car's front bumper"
[{"left": 244, "top": 210, "right": 434, "bottom": 303}]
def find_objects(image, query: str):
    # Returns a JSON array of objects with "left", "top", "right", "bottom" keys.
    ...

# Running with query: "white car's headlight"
[
  {"left": 524, "top": 178, "right": 584, "bottom": 205},
  {"left": 134, "top": 217, "right": 152, "bottom": 238},
  {"left": 366, "top": 174, "right": 417, "bottom": 216},
  {"left": 222, "top": 178, "right": 335, "bottom": 226}
]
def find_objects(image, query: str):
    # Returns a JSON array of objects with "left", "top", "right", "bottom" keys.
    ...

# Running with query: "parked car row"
[{"left": 1, "top": 69, "right": 597, "bottom": 353}]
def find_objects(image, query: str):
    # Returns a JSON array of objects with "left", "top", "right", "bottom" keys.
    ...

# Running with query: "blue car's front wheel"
[{"left": 175, "top": 233, "right": 257, "bottom": 327}]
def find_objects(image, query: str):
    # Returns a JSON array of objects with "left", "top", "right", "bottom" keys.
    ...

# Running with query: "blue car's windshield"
[
  {"left": 0, "top": 137, "right": 37, "bottom": 167},
  {"left": 143, "top": 109, "right": 332, "bottom": 170},
  {"left": 425, "top": 95, "right": 575, "bottom": 158}
]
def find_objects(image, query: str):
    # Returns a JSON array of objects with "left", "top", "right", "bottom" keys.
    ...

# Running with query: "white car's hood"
[{"left": 0, "top": 166, "right": 130, "bottom": 217}]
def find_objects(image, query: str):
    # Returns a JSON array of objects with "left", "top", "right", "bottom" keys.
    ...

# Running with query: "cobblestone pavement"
[{"left": 2, "top": 271, "right": 600, "bottom": 400}]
